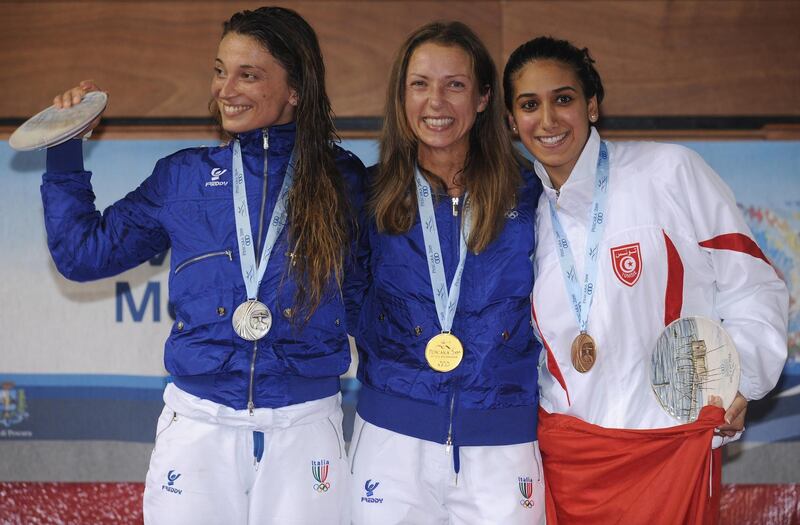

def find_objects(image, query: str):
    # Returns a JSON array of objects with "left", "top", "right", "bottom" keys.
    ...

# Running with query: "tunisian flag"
[{"left": 538, "top": 406, "right": 724, "bottom": 525}]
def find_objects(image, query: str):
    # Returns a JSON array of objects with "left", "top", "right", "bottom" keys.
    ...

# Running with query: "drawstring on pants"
[{"left": 253, "top": 431, "right": 265, "bottom": 468}]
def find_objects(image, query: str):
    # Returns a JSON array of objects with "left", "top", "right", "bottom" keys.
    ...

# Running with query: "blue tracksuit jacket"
[
  {"left": 353, "top": 166, "right": 543, "bottom": 448},
  {"left": 41, "top": 123, "right": 366, "bottom": 410}
]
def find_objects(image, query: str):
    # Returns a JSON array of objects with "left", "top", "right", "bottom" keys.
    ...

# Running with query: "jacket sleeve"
[
  {"left": 338, "top": 154, "right": 371, "bottom": 335},
  {"left": 40, "top": 139, "right": 171, "bottom": 282},
  {"left": 679, "top": 147, "right": 789, "bottom": 401}
]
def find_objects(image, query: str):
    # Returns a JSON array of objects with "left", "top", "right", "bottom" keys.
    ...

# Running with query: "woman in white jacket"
[{"left": 502, "top": 36, "right": 788, "bottom": 524}]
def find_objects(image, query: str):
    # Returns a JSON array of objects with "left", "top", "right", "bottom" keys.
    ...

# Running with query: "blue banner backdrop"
[{"left": 0, "top": 138, "right": 797, "bottom": 479}]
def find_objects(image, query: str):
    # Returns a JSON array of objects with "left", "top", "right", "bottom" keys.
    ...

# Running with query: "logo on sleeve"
[
  {"left": 610, "top": 242, "right": 642, "bottom": 287},
  {"left": 205, "top": 168, "right": 229, "bottom": 187}
]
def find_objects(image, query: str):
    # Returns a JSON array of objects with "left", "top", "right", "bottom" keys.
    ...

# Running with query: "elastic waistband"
[
  {"left": 163, "top": 383, "right": 341, "bottom": 430},
  {"left": 357, "top": 384, "right": 537, "bottom": 446},
  {"left": 172, "top": 374, "right": 340, "bottom": 409}
]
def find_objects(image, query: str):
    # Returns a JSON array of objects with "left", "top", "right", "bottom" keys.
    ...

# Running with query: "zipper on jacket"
[
  {"left": 445, "top": 393, "right": 455, "bottom": 454},
  {"left": 445, "top": 196, "right": 462, "bottom": 453},
  {"left": 247, "top": 128, "right": 270, "bottom": 416},
  {"left": 255, "top": 130, "right": 270, "bottom": 255},
  {"left": 248, "top": 340, "right": 258, "bottom": 415},
  {"left": 174, "top": 250, "right": 232, "bottom": 274}
]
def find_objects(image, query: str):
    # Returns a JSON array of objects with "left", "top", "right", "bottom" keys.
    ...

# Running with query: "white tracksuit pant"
[
  {"left": 348, "top": 415, "right": 546, "bottom": 525},
  {"left": 143, "top": 384, "right": 348, "bottom": 525}
]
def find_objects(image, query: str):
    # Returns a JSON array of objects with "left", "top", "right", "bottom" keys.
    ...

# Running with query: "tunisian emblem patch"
[{"left": 610, "top": 243, "right": 642, "bottom": 287}]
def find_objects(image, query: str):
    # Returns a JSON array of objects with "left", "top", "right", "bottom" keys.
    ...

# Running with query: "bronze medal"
[
  {"left": 425, "top": 332, "right": 464, "bottom": 372},
  {"left": 571, "top": 332, "right": 596, "bottom": 373}
]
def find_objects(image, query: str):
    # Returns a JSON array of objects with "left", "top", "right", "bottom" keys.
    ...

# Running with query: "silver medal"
[
  {"left": 232, "top": 300, "right": 272, "bottom": 341},
  {"left": 230, "top": 141, "right": 295, "bottom": 342}
]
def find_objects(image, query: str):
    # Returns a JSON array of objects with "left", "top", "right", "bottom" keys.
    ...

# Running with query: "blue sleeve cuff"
[{"left": 46, "top": 139, "right": 84, "bottom": 172}]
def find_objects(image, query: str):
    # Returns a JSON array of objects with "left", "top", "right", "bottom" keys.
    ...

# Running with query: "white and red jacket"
[{"left": 532, "top": 128, "right": 789, "bottom": 430}]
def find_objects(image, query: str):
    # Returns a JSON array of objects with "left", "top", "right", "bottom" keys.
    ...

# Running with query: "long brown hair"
[
  {"left": 219, "top": 7, "right": 350, "bottom": 319},
  {"left": 371, "top": 21, "right": 523, "bottom": 252}
]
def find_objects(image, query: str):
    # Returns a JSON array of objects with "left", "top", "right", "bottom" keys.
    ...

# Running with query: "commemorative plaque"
[{"left": 650, "top": 316, "right": 740, "bottom": 423}]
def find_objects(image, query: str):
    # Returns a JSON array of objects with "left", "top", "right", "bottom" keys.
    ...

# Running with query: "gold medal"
[
  {"left": 425, "top": 332, "right": 463, "bottom": 372},
  {"left": 571, "top": 332, "right": 596, "bottom": 373}
]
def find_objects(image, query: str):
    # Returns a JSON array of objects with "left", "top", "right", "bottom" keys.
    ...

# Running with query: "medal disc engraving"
[
  {"left": 425, "top": 332, "right": 464, "bottom": 372},
  {"left": 650, "top": 316, "right": 740, "bottom": 423},
  {"left": 571, "top": 333, "right": 596, "bottom": 373},
  {"left": 232, "top": 300, "right": 272, "bottom": 341}
]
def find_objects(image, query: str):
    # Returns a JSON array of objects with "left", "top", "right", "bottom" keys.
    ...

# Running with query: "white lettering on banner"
[{"left": 0, "top": 429, "right": 33, "bottom": 438}]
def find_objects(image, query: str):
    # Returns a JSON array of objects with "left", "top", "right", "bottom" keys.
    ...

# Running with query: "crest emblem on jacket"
[{"left": 610, "top": 242, "right": 642, "bottom": 286}]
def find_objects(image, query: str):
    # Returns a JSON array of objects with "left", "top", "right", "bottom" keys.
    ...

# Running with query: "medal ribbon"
[
  {"left": 232, "top": 138, "right": 296, "bottom": 301},
  {"left": 414, "top": 167, "right": 472, "bottom": 333},
  {"left": 546, "top": 141, "right": 610, "bottom": 334}
]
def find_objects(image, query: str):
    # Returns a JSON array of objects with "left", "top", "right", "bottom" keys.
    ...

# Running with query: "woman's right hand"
[{"left": 52, "top": 80, "right": 106, "bottom": 136}]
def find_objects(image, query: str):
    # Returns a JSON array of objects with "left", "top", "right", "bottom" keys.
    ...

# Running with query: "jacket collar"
[
  {"left": 235, "top": 121, "right": 297, "bottom": 156},
  {"left": 534, "top": 127, "right": 602, "bottom": 217}
]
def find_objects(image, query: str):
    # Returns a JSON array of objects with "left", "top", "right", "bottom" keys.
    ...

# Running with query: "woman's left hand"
[{"left": 714, "top": 391, "right": 748, "bottom": 437}]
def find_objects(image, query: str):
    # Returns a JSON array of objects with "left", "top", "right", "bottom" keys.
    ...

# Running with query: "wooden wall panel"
[
  {"left": 0, "top": 1, "right": 500, "bottom": 120},
  {"left": 502, "top": 1, "right": 800, "bottom": 116},
  {"left": 1, "top": 1, "right": 798, "bottom": 138},
  {"left": 299, "top": 1, "right": 502, "bottom": 118}
]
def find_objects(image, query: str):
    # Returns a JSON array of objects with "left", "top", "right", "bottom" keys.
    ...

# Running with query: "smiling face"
[
  {"left": 508, "top": 59, "right": 598, "bottom": 187},
  {"left": 211, "top": 32, "right": 298, "bottom": 134},
  {"left": 403, "top": 42, "right": 489, "bottom": 166}
]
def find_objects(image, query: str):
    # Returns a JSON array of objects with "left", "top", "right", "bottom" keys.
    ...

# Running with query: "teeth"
[
  {"left": 538, "top": 133, "right": 567, "bottom": 145},
  {"left": 222, "top": 104, "right": 251, "bottom": 116},
  {"left": 423, "top": 117, "right": 454, "bottom": 128}
]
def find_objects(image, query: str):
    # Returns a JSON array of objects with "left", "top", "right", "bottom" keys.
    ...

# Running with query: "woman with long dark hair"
[
  {"left": 44, "top": 7, "right": 364, "bottom": 524},
  {"left": 349, "top": 22, "right": 545, "bottom": 524},
  {"left": 503, "top": 36, "right": 788, "bottom": 523}
]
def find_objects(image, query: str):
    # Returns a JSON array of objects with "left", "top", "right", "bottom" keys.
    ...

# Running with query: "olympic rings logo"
[
  {"left": 519, "top": 499, "right": 533, "bottom": 508},
  {"left": 313, "top": 482, "right": 331, "bottom": 492}
]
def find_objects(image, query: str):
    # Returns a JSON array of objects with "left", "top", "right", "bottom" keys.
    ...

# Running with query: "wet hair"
[
  {"left": 502, "top": 36, "right": 604, "bottom": 112},
  {"left": 372, "top": 21, "right": 523, "bottom": 253},
  {"left": 218, "top": 7, "right": 350, "bottom": 320}
]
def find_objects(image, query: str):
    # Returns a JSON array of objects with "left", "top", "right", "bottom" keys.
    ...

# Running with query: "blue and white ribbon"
[
  {"left": 414, "top": 167, "right": 472, "bottom": 332},
  {"left": 546, "top": 141, "right": 610, "bottom": 334},
  {"left": 232, "top": 139, "right": 296, "bottom": 300}
]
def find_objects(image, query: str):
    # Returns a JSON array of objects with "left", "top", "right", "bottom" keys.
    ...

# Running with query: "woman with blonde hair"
[{"left": 349, "top": 21, "right": 545, "bottom": 524}]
